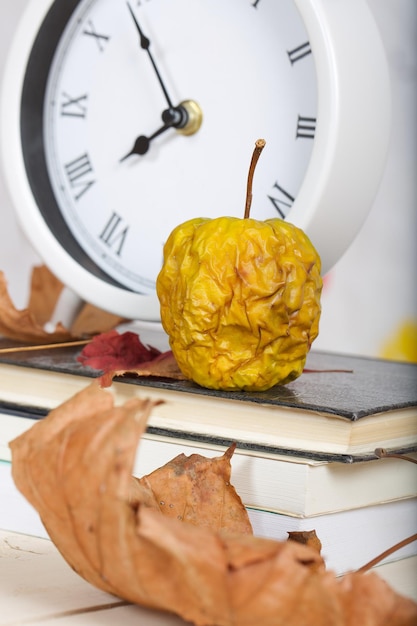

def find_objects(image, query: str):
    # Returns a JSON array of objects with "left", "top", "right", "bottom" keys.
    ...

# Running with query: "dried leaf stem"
[
  {"left": 355, "top": 449, "right": 417, "bottom": 572},
  {"left": 356, "top": 533, "right": 417, "bottom": 574},
  {"left": 0, "top": 339, "right": 91, "bottom": 354},
  {"left": 375, "top": 447, "right": 417, "bottom": 465},
  {"left": 244, "top": 138, "right": 266, "bottom": 219}
]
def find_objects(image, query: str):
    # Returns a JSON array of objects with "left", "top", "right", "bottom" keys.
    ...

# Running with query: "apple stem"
[{"left": 244, "top": 138, "right": 266, "bottom": 219}]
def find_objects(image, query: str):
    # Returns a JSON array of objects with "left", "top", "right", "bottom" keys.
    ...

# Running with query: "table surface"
[
  {"left": 1, "top": 530, "right": 416, "bottom": 626},
  {"left": 0, "top": 530, "right": 190, "bottom": 626}
]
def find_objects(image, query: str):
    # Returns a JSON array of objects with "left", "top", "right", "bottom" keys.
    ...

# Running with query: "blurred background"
[{"left": 0, "top": 0, "right": 416, "bottom": 362}]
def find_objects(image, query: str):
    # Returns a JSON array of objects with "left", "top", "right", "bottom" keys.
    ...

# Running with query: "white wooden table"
[
  {"left": 0, "top": 531, "right": 190, "bottom": 625},
  {"left": 1, "top": 530, "right": 416, "bottom": 625}
]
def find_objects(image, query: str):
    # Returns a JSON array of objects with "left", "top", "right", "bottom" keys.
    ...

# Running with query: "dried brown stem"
[
  {"left": 244, "top": 138, "right": 266, "bottom": 219},
  {"left": 356, "top": 533, "right": 417, "bottom": 574},
  {"left": 0, "top": 339, "right": 91, "bottom": 354},
  {"left": 355, "top": 449, "right": 417, "bottom": 573},
  {"left": 375, "top": 448, "right": 417, "bottom": 465}
]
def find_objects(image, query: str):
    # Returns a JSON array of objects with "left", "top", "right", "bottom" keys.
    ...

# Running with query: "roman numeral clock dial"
[{"left": 2, "top": 0, "right": 390, "bottom": 320}]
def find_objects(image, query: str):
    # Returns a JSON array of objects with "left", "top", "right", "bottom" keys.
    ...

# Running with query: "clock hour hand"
[
  {"left": 126, "top": 2, "right": 174, "bottom": 109},
  {"left": 120, "top": 124, "right": 169, "bottom": 160},
  {"left": 120, "top": 104, "right": 193, "bottom": 160}
]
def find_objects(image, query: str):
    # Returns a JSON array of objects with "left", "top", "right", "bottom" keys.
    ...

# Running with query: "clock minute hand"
[{"left": 126, "top": 2, "right": 174, "bottom": 108}]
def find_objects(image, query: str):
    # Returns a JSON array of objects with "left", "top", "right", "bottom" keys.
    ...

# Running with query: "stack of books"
[{"left": 0, "top": 343, "right": 416, "bottom": 598}]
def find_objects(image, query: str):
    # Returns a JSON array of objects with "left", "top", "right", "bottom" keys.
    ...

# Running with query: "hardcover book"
[
  {"left": 2, "top": 406, "right": 416, "bottom": 517},
  {"left": 0, "top": 344, "right": 416, "bottom": 462},
  {"left": 1, "top": 460, "right": 415, "bottom": 576}
]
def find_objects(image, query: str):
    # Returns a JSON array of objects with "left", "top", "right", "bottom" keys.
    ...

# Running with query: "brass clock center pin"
[{"left": 177, "top": 100, "right": 203, "bottom": 136}]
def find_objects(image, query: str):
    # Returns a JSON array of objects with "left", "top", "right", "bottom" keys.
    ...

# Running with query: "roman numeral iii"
[{"left": 296, "top": 115, "right": 316, "bottom": 139}]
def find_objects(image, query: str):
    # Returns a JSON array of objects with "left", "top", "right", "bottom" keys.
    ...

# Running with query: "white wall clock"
[{"left": 1, "top": 0, "right": 390, "bottom": 322}]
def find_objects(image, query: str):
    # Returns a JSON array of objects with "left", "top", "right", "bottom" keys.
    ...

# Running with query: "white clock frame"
[{"left": 1, "top": 0, "right": 390, "bottom": 322}]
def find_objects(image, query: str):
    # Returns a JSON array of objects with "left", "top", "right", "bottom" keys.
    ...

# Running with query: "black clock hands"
[
  {"left": 123, "top": 4, "right": 203, "bottom": 160},
  {"left": 120, "top": 106, "right": 190, "bottom": 160},
  {"left": 126, "top": 2, "right": 174, "bottom": 109}
]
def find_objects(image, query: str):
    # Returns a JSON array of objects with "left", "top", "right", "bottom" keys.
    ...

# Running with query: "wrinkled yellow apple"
[{"left": 156, "top": 140, "right": 322, "bottom": 391}]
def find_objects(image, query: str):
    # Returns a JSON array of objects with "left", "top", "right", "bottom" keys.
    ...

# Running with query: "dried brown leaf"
[
  {"left": 27, "top": 265, "right": 65, "bottom": 326},
  {"left": 138, "top": 442, "right": 252, "bottom": 534},
  {"left": 0, "top": 266, "right": 129, "bottom": 345},
  {"left": 10, "top": 384, "right": 417, "bottom": 626},
  {"left": 70, "top": 302, "right": 126, "bottom": 337},
  {"left": 287, "top": 530, "right": 322, "bottom": 555},
  {"left": 0, "top": 269, "right": 74, "bottom": 344}
]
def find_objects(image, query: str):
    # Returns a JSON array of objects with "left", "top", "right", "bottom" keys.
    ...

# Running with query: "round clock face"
[
  {"left": 2, "top": 0, "right": 390, "bottom": 320},
  {"left": 40, "top": 0, "right": 316, "bottom": 295}
]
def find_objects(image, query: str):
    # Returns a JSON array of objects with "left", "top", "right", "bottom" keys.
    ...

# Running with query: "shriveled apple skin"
[{"left": 156, "top": 216, "right": 322, "bottom": 391}]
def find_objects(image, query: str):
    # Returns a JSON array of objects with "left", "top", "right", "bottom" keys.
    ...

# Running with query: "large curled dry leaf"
[{"left": 10, "top": 383, "right": 417, "bottom": 626}]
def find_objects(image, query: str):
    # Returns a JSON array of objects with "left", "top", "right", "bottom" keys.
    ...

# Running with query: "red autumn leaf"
[
  {"left": 76, "top": 329, "right": 353, "bottom": 389},
  {"left": 78, "top": 330, "right": 186, "bottom": 384},
  {"left": 77, "top": 329, "right": 161, "bottom": 371},
  {"left": 99, "top": 350, "right": 186, "bottom": 387}
]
